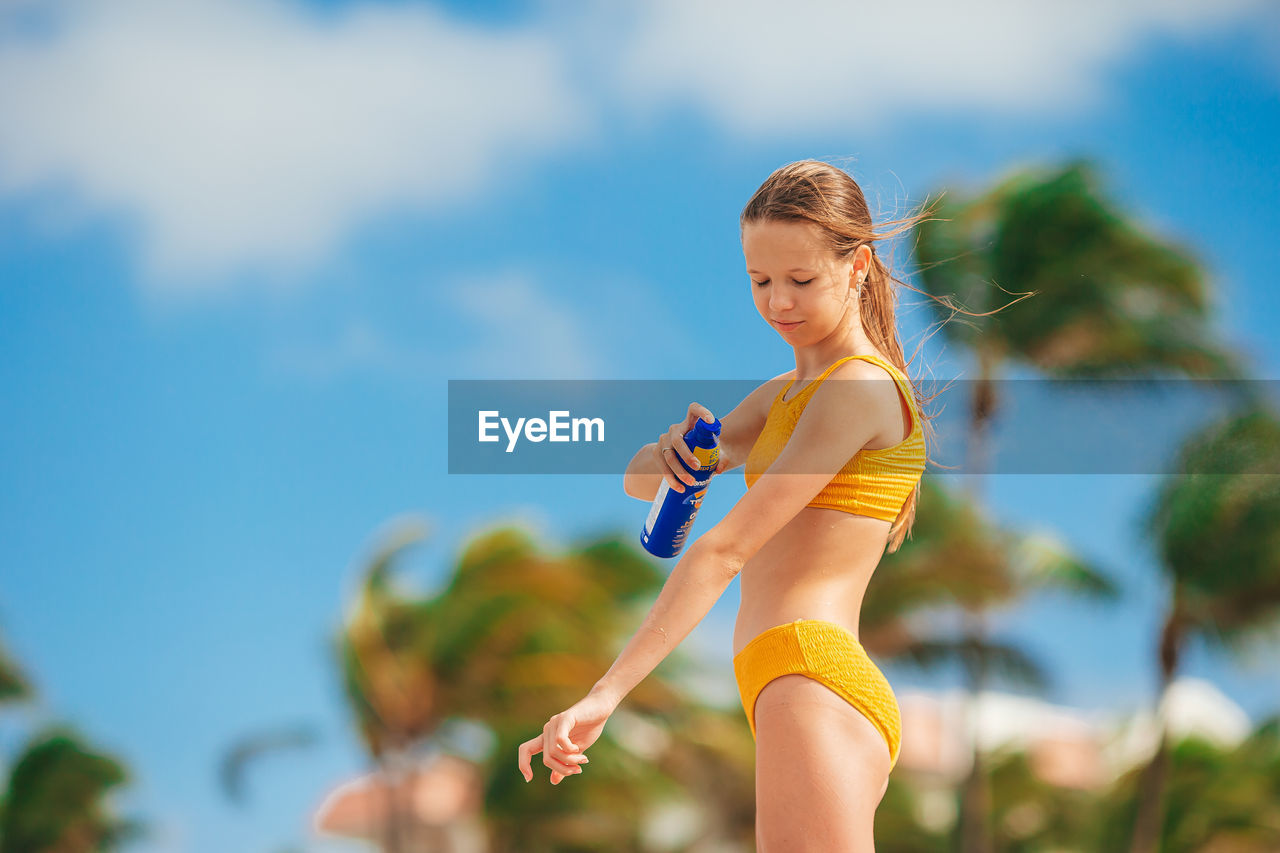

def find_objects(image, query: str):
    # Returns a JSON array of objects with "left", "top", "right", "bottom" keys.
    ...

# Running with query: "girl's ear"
[{"left": 848, "top": 247, "right": 867, "bottom": 279}]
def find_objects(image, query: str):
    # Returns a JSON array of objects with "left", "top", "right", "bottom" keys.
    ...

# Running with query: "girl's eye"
[
  {"left": 794, "top": 279, "right": 814, "bottom": 285},
  {"left": 752, "top": 278, "right": 814, "bottom": 287}
]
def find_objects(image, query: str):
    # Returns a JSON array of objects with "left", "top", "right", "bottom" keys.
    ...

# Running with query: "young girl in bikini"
[{"left": 520, "top": 159, "right": 936, "bottom": 851}]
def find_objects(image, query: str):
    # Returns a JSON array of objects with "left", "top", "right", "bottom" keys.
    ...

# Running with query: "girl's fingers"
[
  {"left": 666, "top": 426, "right": 700, "bottom": 480},
  {"left": 680, "top": 439, "right": 701, "bottom": 475},
  {"left": 657, "top": 442, "right": 690, "bottom": 489},
  {"left": 518, "top": 736, "right": 541, "bottom": 781},
  {"left": 680, "top": 403, "right": 716, "bottom": 469},
  {"left": 550, "top": 765, "right": 584, "bottom": 785},
  {"left": 653, "top": 443, "right": 686, "bottom": 492},
  {"left": 541, "top": 734, "right": 579, "bottom": 775},
  {"left": 689, "top": 404, "right": 716, "bottom": 432},
  {"left": 521, "top": 731, "right": 588, "bottom": 784},
  {"left": 543, "top": 754, "right": 579, "bottom": 775}
]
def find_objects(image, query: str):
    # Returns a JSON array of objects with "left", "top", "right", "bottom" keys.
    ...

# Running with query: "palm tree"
[
  {"left": 0, "top": 635, "right": 34, "bottom": 843},
  {"left": 0, "top": 642, "right": 29, "bottom": 706},
  {"left": 1087, "top": 712, "right": 1280, "bottom": 852},
  {"left": 1147, "top": 717, "right": 1280, "bottom": 851},
  {"left": 864, "top": 478, "right": 1118, "bottom": 664},
  {"left": 984, "top": 746, "right": 1109, "bottom": 853},
  {"left": 333, "top": 517, "right": 452, "bottom": 852},
  {"left": 0, "top": 729, "right": 140, "bottom": 853},
  {"left": 1127, "top": 404, "right": 1280, "bottom": 853},
  {"left": 869, "top": 476, "right": 1119, "bottom": 847},
  {"left": 0, "top": 634, "right": 140, "bottom": 852},
  {"left": 912, "top": 157, "right": 1245, "bottom": 853},
  {"left": 218, "top": 724, "right": 321, "bottom": 808},
  {"left": 964, "top": 712, "right": 1280, "bottom": 853},
  {"left": 325, "top": 517, "right": 762, "bottom": 851}
]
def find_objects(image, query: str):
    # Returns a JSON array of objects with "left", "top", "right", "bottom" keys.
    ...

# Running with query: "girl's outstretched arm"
[
  {"left": 589, "top": 537, "right": 743, "bottom": 707},
  {"left": 518, "top": 537, "right": 739, "bottom": 785}
]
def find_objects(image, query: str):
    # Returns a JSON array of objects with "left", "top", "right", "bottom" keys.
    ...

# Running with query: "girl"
[{"left": 519, "top": 160, "right": 936, "bottom": 851}]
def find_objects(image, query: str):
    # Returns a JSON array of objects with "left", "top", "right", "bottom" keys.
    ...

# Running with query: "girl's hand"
[
  {"left": 517, "top": 691, "right": 615, "bottom": 785},
  {"left": 651, "top": 403, "right": 718, "bottom": 493}
]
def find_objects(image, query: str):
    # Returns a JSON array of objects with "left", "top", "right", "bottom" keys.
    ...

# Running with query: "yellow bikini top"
[{"left": 743, "top": 353, "right": 926, "bottom": 523}]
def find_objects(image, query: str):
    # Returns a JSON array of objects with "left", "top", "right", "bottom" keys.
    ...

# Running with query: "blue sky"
[{"left": 1, "top": 0, "right": 1279, "bottom": 850}]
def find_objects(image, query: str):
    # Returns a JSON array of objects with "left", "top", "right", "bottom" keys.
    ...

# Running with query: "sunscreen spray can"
[{"left": 641, "top": 416, "right": 721, "bottom": 558}]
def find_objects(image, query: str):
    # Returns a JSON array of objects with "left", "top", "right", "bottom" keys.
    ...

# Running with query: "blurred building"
[
  {"left": 896, "top": 675, "right": 1252, "bottom": 789},
  {"left": 312, "top": 751, "right": 488, "bottom": 852}
]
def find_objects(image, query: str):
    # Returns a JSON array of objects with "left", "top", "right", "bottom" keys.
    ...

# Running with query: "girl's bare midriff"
[
  {"left": 731, "top": 356, "right": 908, "bottom": 656},
  {"left": 732, "top": 508, "right": 889, "bottom": 656}
]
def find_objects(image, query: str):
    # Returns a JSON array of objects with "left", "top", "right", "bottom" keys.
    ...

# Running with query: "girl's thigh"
[{"left": 754, "top": 673, "right": 891, "bottom": 852}]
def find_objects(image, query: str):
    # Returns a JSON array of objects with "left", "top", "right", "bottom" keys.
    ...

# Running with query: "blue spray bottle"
[{"left": 641, "top": 416, "right": 721, "bottom": 558}]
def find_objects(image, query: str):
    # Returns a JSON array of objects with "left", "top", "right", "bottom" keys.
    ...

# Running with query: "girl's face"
[{"left": 742, "top": 219, "right": 854, "bottom": 342}]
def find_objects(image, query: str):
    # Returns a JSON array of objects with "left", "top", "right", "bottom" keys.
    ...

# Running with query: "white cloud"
[
  {"left": 266, "top": 316, "right": 409, "bottom": 380},
  {"left": 439, "top": 267, "right": 701, "bottom": 380},
  {"left": 265, "top": 269, "right": 618, "bottom": 381},
  {"left": 604, "top": 0, "right": 1271, "bottom": 134},
  {"left": 447, "top": 271, "right": 600, "bottom": 379},
  {"left": 0, "top": 0, "right": 588, "bottom": 284},
  {"left": 0, "top": 0, "right": 1270, "bottom": 287}
]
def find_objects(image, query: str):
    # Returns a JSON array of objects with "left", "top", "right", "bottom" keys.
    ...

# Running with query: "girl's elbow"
[
  {"left": 624, "top": 444, "right": 661, "bottom": 501},
  {"left": 624, "top": 474, "right": 659, "bottom": 502}
]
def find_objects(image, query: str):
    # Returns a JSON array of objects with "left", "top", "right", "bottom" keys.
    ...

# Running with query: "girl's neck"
[{"left": 793, "top": 335, "right": 885, "bottom": 379}]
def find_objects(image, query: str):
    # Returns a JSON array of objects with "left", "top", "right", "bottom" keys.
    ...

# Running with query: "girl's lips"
[{"left": 774, "top": 320, "right": 803, "bottom": 330}]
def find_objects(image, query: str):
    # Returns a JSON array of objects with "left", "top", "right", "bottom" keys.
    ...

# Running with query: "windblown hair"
[{"left": 740, "top": 159, "right": 945, "bottom": 553}]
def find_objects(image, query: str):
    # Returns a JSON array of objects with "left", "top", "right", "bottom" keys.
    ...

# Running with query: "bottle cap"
[{"left": 693, "top": 417, "right": 721, "bottom": 437}]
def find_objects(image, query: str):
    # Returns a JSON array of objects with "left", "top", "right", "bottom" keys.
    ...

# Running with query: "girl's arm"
[{"left": 589, "top": 537, "right": 741, "bottom": 707}]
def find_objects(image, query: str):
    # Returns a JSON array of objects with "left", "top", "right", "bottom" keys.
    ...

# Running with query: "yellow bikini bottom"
[{"left": 733, "top": 618, "right": 901, "bottom": 771}]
